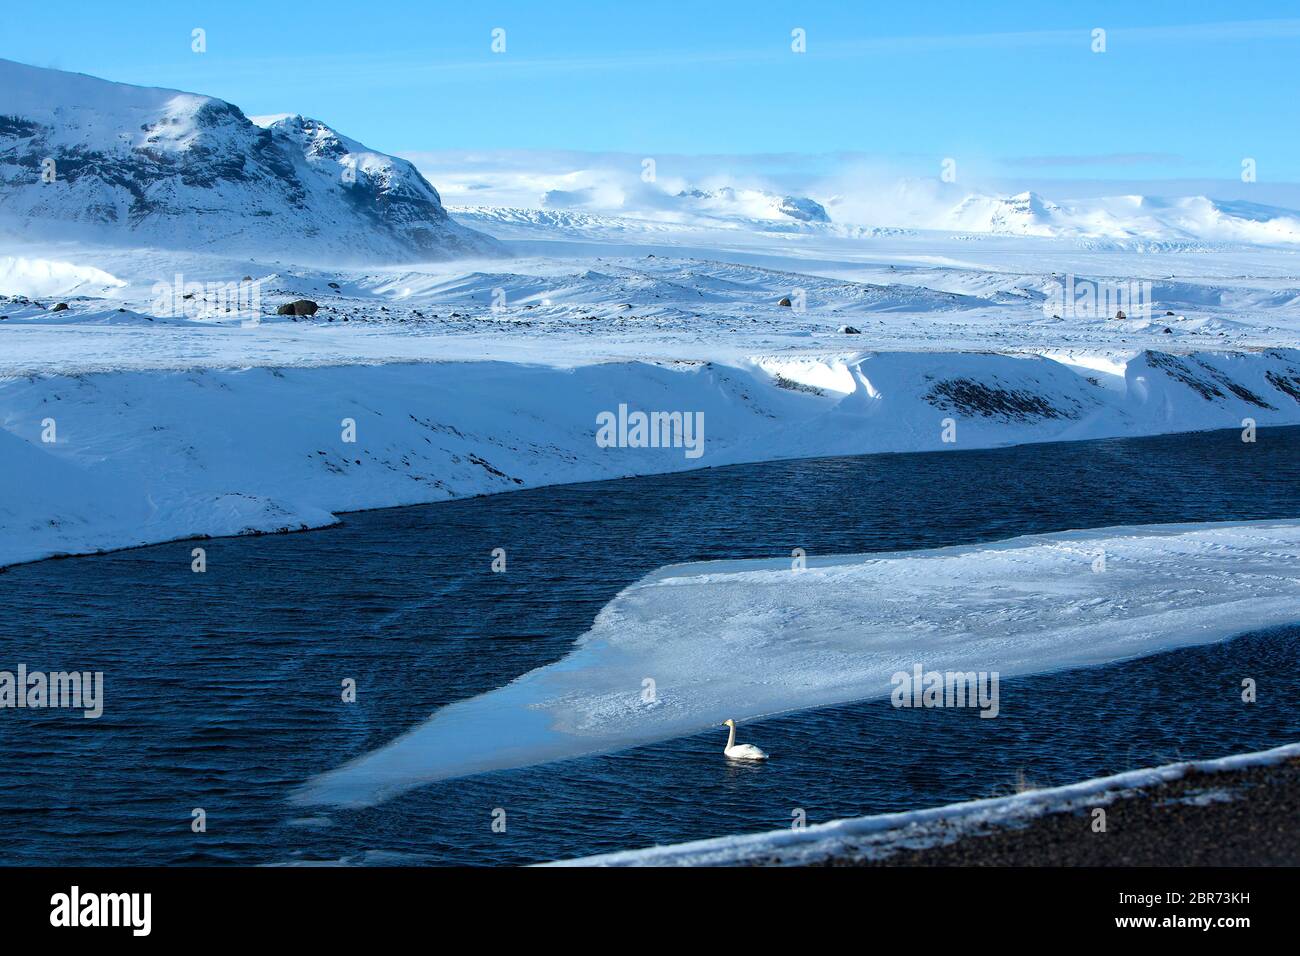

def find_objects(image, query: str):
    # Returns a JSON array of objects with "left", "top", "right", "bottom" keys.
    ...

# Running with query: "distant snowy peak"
[
  {"left": 1159, "top": 196, "right": 1300, "bottom": 244},
  {"left": 0, "top": 58, "right": 499, "bottom": 262},
  {"left": 776, "top": 195, "right": 832, "bottom": 223},
  {"left": 536, "top": 182, "right": 832, "bottom": 226},
  {"left": 675, "top": 186, "right": 831, "bottom": 223},
  {"left": 520, "top": 181, "right": 833, "bottom": 232},
  {"left": 947, "top": 191, "right": 1062, "bottom": 236},
  {"left": 944, "top": 189, "right": 1300, "bottom": 244}
]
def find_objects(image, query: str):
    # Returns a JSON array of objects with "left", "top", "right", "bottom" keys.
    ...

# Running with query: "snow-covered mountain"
[
  {"left": 530, "top": 179, "right": 832, "bottom": 227},
  {"left": 946, "top": 191, "right": 1063, "bottom": 236},
  {"left": 942, "top": 189, "right": 1300, "bottom": 244},
  {"left": 0, "top": 59, "right": 500, "bottom": 262},
  {"left": 674, "top": 186, "right": 831, "bottom": 223}
]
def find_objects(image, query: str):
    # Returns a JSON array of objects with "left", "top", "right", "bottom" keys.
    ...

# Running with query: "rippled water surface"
[{"left": 2, "top": 427, "right": 1298, "bottom": 865}]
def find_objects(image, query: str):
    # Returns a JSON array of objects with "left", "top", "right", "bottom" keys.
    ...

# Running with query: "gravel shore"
[{"left": 820, "top": 757, "right": 1300, "bottom": 867}]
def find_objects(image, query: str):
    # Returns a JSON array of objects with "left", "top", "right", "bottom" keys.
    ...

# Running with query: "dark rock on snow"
[{"left": 277, "top": 299, "right": 319, "bottom": 316}]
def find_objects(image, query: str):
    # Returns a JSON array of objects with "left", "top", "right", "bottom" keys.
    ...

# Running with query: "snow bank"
[
  {"left": 295, "top": 521, "right": 1300, "bottom": 807},
  {"left": 0, "top": 359, "right": 814, "bottom": 567},
  {"left": 4, "top": 349, "right": 1300, "bottom": 570},
  {"left": 551, "top": 741, "right": 1300, "bottom": 866}
]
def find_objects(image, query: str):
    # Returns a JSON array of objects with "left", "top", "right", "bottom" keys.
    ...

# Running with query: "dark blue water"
[{"left": 1, "top": 427, "right": 1298, "bottom": 865}]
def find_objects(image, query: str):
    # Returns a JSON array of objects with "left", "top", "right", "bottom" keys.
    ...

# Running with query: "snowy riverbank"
[{"left": 4, "top": 347, "right": 1300, "bottom": 570}]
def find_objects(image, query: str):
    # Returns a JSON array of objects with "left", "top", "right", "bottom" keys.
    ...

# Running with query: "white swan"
[{"left": 722, "top": 718, "right": 769, "bottom": 760}]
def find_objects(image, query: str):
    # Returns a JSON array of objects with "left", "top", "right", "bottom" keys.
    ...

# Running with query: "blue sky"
[{"left": 4, "top": 1, "right": 1298, "bottom": 183}]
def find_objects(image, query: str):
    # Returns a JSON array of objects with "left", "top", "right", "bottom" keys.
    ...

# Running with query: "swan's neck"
[{"left": 726, "top": 723, "right": 736, "bottom": 749}]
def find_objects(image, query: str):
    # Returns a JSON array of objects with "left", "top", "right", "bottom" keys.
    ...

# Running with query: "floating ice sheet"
[{"left": 296, "top": 520, "right": 1300, "bottom": 807}]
